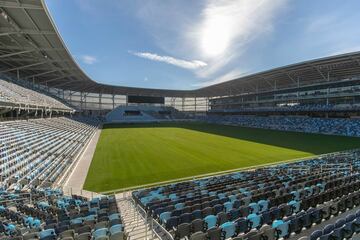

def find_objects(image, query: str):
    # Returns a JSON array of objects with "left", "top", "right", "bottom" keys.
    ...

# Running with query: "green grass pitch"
[{"left": 84, "top": 122, "right": 360, "bottom": 192}]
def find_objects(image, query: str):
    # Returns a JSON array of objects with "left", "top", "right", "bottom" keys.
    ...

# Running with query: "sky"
[{"left": 45, "top": 0, "right": 360, "bottom": 90}]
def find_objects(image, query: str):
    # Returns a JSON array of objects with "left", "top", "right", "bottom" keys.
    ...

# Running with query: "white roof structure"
[{"left": 1, "top": 1, "right": 360, "bottom": 97}]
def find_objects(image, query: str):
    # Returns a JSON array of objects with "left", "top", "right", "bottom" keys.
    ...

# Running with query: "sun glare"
[{"left": 200, "top": 14, "right": 232, "bottom": 58}]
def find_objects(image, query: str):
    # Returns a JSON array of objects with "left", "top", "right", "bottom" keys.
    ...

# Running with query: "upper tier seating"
[
  {"left": 0, "top": 188, "right": 127, "bottom": 240},
  {"left": 203, "top": 115, "right": 360, "bottom": 137},
  {"left": 210, "top": 103, "right": 360, "bottom": 113},
  {"left": 0, "top": 79, "right": 72, "bottom": 111},
  {"left": 133, "top": 150, "right": 360, "bottom": 240},
  {"left": 0, "top": 117, "right": 99, "bottom": 191}
]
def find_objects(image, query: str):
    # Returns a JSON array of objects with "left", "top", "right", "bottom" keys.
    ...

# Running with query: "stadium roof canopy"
[{"left": 1, "top": 0, "right": 360, "bottom": 98}]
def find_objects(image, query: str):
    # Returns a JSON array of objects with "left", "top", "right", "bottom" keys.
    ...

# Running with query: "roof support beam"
[
  {"left": 0, "top": 46, "right": 64, "bottom": 51},
  {"left": 0, "top": 61, "right": 47, "bottom": 73},
  {"left": 0, "top": 58, "right": 70, "bottom": 62},
  {"left": 262, "top": 77, "right": 274, "bottom": 88},
  {"left": 0, "top": 30, "right": 55, "bottom": 36},
  {"left": 23, "top": 70, "right": 59, "bottom": 79},
  {"left": 349, "top": 56, "right": 360, "bottom": 66},
  {"left": 309, "top": 64, "right": 328, "bottom": 81},
  {"left": 0, "top": 2, "right": 42, "bottom": 10},
  {"left": 0, "top": 50, "right": 34, "bottom": 58},
  {"left": 38, "top": 75, "right": 76, "bottom": 84},
  {"left": 73, "top": 84, "right": 97, "bottom": 93},
  {"left": 51, "top": 80, "right": 84, "bottom": 88},
  {"left": 284, "top": 72, "right": 298, "bottom": 85}
]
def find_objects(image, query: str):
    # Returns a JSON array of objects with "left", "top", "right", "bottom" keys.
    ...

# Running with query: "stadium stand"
[
  {"left": 209, "top": 104, "right": 360, "bottom": 114},
  {"left": 202, "top": 115, "right": 360, "bottom": 137},
  {"left": 0, "top": 117, "right": 99, "bottom": 191},
  {"left": 0, "top": 79, "right": 73, "bottom": 113},
  {"left": 132, "top": 150, "right": 360, "bottom": 240},
  {"left": 106, "top": 105, "right": 190, "bottom": 123},
  {"left": 0, "top": 189, "right": 127, "bottom": 240},
  {"left": 2, "top": 1, "right": 360, "bottom": 239}
]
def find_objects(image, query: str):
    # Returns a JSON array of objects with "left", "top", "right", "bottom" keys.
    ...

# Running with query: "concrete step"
[{"left": 116, "top": 195, "right": 161, "bottom": 240}]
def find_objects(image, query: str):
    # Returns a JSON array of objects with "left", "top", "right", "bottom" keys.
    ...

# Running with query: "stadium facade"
[{"left": 1, "top": 1, "right": 360, "bottom": 118}]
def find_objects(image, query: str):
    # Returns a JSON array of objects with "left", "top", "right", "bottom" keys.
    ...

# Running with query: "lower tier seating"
[
  {"left": 0, "top": 188, "right": 127, "bottom": 240},
  {"left": 0, "top": 117, "right": 99, "bottom": 191},
  {"left": 133, "top": 150, "right": 360, "bottom": 240}
]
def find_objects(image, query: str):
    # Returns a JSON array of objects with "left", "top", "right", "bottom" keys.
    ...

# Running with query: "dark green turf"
[{"left": 84, "top": 122, "right": 360, "bottom": 192}]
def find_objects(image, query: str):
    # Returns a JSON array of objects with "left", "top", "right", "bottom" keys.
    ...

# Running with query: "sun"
[{"left": 199, "top": 9, "right": 233, "bottom": 58}]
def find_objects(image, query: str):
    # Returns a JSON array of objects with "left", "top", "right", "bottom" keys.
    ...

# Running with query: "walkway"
[{"left": 63, "top": 128, "right": 102, "bottom": 192}]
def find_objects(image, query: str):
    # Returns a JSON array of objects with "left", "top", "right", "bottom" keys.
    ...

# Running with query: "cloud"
[
  {"left": 193, "top": 69, "right": 247, "bottom": 87},
  {"left": 133, "top": 0, "right": 287, "bottom": 80},
  {"left": 193, "top": 0, "right": 287, "bottom": 77},
  {"left": 80, "top": 55, "right": 97, "bottom": 65},
  {"left": 130, "top": 51, "right": 207, "bottom": 70}
]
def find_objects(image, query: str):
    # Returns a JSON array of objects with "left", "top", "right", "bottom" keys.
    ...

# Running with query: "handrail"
[{"left": 131, "top": 196, "right": 174, "bottom": 240}]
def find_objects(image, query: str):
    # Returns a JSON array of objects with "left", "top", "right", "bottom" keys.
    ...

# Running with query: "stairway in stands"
[{"left": 117, "top": 197, "right": 161, "bottom": 240}]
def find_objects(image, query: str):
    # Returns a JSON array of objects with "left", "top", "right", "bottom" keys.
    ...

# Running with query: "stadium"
[{"left": 1, "top": 0, "right": 360, "bottom": 240}]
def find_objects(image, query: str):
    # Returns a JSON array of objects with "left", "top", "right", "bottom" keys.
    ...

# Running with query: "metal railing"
[{"left": 130, "top": 197, "right": 174, "bottom": 240}]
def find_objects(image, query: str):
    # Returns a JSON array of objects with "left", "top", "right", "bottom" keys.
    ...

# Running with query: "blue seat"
[
  {"left": 220, "top": 221, "right": 236, "bottom": 239},
  {"left": 92, "top": 228, "right": 108, "bottom": 239},
  {"left": 24, "top": 216, "right": 34, "bottom": 227},
  {"left": 258, "top": 200, "right": 269, "bottom": 212},
  {"left": 356, "top": 209, "right": 360, "bottom": 218},
  {"left": 304, "top": 187, "right": 313, "bottom": 196},
  {"left": 179, "top": 213, "right": 192, "bottom": 224},
  {"left": 249, "top": 203, "right": 259, "bottom": 214},
  {"left": 204, "top": 215, "right": 217, "bottom": 229},
  {"left": 291, "top": 191, "right": 300, "bottom": 201},
  {"left": 233, "top": 200, "right": 241, "bottom": 209},
  {"left": 175, "top": 203, "right": 185, "bottom": 210},
  {"left": 70, "top": 217, "right": 83, "bottom": 225},
  {"left": 109, "top": 224, "right": 123, "bottom": 235},
  {"left": 218, "top": 193, "right": 226, "bottom": 199},
  {"left": 261, "top": 211, "right": 271, "bottom": 225},
  {"left": 346, "top": 214, "right": 356, "bottom": 222},
  {"left": 235, "top": 217, "right": 249, "bottom": 233},
  {"left": 192, "top": 209, "right": 202, "bottom": 220},
  {"left": 39, "top": 229, "right": 56, "bottom": 239},
  {"left": 335, "top": 218, "right": 346, "bottom": 228},
  {"left": 229, "top": 209, "right": 240, "bottom": 221},
  {"left": 169, "top": 193, "right": 177, "bottom": 201},
  {"left": 213, "top": 204, "right": 223, "bottom": 214},
  {"left": 84, "top": 214, "right": 96, "bottom": 221},
  {"left": 165, "top": 216, "right": 179, "bottom": 230},
  {"left": 5, "top": 224, "right": 16, "bottom": 236},
  {"left": 343, "top": 221, "right": 354, "bottom": 239},
  {"left": 224, "top": 202, "right": 233, "bottom": 213},
  {"left": 228, "top": 195, "right": 237, "bottom": 202},
  {"left": 247, "top": 213, "right": 261, "bottom": 229},
  {"left": 288, "top": 200, "right": 301, "bottom": 213},
  {"left": 272, "top": 220, "right": 289, "bottom": 238},
  {"left": 32, "top": 219, "right": 41, "bottom": 229},
  {"left": 159, "top": 211, "right": 171, "bottom": 224},
  {"left": 172, "top": 209, "right": 182, "bottom": 217},
  {"left": 270, "top": 207, "right": 280, "bottom": 220},
  {"left": 323, "top": 224, "right": 335, "bottom": 235},
  {"left": 310, "top": 230, "right": 323, "bottom": 240},
  {"left": 331, "top": 226, "right": 343, "bottom": 240}
]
